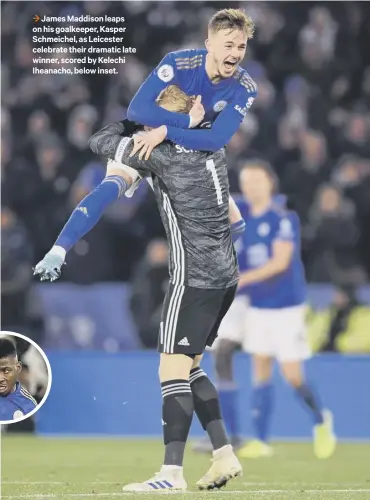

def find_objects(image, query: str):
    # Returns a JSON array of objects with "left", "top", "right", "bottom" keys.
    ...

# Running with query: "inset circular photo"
[{"left": 0, "top": 331, "right": 52, "bottom": 425}]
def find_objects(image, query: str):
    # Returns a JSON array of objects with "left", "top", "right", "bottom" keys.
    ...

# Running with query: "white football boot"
[
  {"left": 196, "top": 444, "right": 242, "bottom": 490},
  {"left": 122, "top": 465, "right": 187, "bottom": 493}
]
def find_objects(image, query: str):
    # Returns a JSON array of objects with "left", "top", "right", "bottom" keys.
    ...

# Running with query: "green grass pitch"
[{"left": 2, "top": 436, "right": 370, "bottom": 500}]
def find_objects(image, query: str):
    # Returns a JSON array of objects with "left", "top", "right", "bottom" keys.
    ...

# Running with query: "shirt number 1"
[{"left": 206, "top": 159, "right": 223, "bottom": 205}]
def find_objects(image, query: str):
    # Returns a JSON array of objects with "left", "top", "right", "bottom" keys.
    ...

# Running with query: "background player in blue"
[
  {"left": 208, "top": 160, "right": 336, "bottom": 460},
  {"left": 126, "top": 8, "right": 258, "bottom": 159},
  {"left": 0, "top": 336, "right": 37, "bottom": 422}
]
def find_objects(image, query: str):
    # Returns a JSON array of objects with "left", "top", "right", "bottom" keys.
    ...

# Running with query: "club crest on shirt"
[
  {"left": 157, "top": 64, "right": 174, "bottom": 83},
  {"left": 213, "top": 100, "right": 227, "bottom": 112},
  {"left": 279, "top": 218, "right": 293, "bottom": 237},
  {"left": 13, "top": 410, "right": 24, "bottom": 420},
  {"left": 258, "top": 223, "right": 270, "bottom": 237}
]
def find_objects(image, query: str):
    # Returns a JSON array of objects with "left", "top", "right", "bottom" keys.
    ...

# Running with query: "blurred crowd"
[{"left": 2, "top": 1, "right": 370, "bottom": 339}]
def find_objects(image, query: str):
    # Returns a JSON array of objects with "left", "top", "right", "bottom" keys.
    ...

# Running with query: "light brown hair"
[
  {"left": 208, "top": 8, "right": 254, "bottom": 39},
  {"left": 156, "top": 85, "right": 194, "bottom": 114}
]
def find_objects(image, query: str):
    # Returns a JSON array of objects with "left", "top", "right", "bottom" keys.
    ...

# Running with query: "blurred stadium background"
[{"left": 1, "top": 0, "right": 370, "bottom": 446}]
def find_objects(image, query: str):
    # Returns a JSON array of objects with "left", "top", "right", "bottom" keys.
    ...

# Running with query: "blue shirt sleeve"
[
  {"left": 274, "top": 214, "right": 296, "bottom": 243},
  {"left": 166, "top": 88, "right": 257, "bottom": 151},
  {"left": 22, "top": 397, "right": 37, "bottom": 413},
  {"left": 127, "top": 53, "right": 190, "bottom": 129}
]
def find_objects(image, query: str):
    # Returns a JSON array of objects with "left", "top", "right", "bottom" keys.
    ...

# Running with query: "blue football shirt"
[
  {"left": 127, "top": 48, "right": 258, "bottom": 152},
  {"left": 235, "top": 199, "right": 307, "bottom": 309},
  {"left": 0, "top": 382, "right": 37, "bottom": 421}
]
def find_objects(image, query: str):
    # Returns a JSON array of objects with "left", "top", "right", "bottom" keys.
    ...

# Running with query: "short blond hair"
[
  {"left": 156, "top": 85, "right": 194, "bottom": 113},
  {"left": 209, "top": 8, "right": 254, "bottom": 39}
]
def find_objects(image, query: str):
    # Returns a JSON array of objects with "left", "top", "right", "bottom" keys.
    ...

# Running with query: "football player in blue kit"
[
  {"left": 0, "top": 336, "right": 37, "bottom": 422},
  {"left": 126, "top": 8, "right": 258, "bottom": 160},
  {"left": 210, "top": 160, "right": 337, "bottom": 460}
]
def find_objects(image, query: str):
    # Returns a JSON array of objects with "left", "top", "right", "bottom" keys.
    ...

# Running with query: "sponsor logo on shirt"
[
  {"left": 234, "top": 104, "right": 246, "bottom": 117},
  {"left": 175, "top": 145, "right": 195, "bottom": 153},
  {"left": 246, "top": 97, "right": 255, "bottom": 108},
  {"left": 234, "top": 97, "right": 255, "bottom": 117}
]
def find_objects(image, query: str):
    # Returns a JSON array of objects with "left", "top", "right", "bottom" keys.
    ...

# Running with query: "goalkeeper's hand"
[{"left": 33, "top": 251, "right": 65, "bottom": 282}]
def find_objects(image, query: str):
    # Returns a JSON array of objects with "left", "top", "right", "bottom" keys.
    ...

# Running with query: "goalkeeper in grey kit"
[{"left": 34, "top": 85, "right": 245, "bottom": 492}]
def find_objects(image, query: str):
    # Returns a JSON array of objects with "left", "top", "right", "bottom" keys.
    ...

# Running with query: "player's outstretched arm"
[{"left": 127, "top": 53, "right": 192, "bottom": 129}]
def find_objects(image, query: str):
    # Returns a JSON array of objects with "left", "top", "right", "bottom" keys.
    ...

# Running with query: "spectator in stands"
[
  {"left": 306, "top": 184, "right": 365, "bottom": 284},
  {"left": 282, "top": 129, "right": 331, "bottom": 224},
  {"left": 321, "top": 285, "right": 359, "bottom": 352},
  {"left": 1, "top": 206, "right": 33, "bottom": 331},
  {"left": 61, "top": 162, "right": 120, "bottom": 284},
  {"left": 333, "top": 155, "right": 370, "bottom": 276},
  {"left": 67, "top": 104, "right": 98, "bottom": 171},
  {"left": 130, "top": 239, "right": 169, "bottom": 348}
]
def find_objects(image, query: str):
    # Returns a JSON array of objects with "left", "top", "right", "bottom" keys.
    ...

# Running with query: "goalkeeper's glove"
[{"left": 33, "top": 247, "right": 66, "bottom": 282}]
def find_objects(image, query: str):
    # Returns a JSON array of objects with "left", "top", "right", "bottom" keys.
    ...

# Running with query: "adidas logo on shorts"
[{"left": 178, "top": 337, "right": 190, "bottom": 346}]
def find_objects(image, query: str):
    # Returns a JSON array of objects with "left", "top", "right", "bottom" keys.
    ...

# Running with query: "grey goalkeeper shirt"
[{"left": 89, "top": 121, "right": 238, "bottom": 289}]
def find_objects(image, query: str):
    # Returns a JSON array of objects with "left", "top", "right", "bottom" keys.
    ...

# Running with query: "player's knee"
[
  {"left": 253, "top": 355, "right": 273, "bottom": 384},
  {"left": 105, "top": 167, "right": 133, "bottom": 187},
  {"left": 159, "top": 353, "right": 194, "bottom": 382},
  {"left": 280, "top": 361, "right": 303, "bottom": 388},
  {"left": 214, "top": 339, "right": 238, "bottom": 381}
]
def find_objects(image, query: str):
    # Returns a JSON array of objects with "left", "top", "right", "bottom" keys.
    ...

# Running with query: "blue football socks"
[
  {"left": 295, "top": 384, "right": 324, "bottom": 425},
  {"left": 218, "top": 382, "right": 240, "bottom": 439},
  {"left": 251, "top": 382, "right": 273, "bottom": 442},
  {"left": 56, "top": 175, "right": 127, "bottom": 251}
]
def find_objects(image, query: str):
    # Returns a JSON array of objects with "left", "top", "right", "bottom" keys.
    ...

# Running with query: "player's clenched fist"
[
  {"left": 33, "top": 252, "right": 65, "bottom": 282},
  {"left": 189, "top": 95, "right": 205, "bottom": 128}
]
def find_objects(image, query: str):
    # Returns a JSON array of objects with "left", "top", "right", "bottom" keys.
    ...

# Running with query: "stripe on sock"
[
  {"left": 161, "top": 380, "right": 191, "bottom": 399},
  {"left": 189, "top": 367, "right": 207, "bottom": 384}
]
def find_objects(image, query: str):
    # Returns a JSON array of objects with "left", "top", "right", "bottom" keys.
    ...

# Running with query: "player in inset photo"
[{"left": 0, "top": 333, "right": 50, "bottom": 424}]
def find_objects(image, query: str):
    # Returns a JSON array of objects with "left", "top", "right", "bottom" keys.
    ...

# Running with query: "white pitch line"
[
  {"left": 3, "top": 490, "right": 370, "bottom": 498},
  {"left": 243, "top": 482, "right": 368, "bottom": 487},
  {"left": 3, "top": 482, "right": 120, "bottom": 485},
  {"left": 4, "top": 481, "right": 366, "bottom": 487},
  {"left": 303, "top": 491, "right": 370, "bottom": 494}
]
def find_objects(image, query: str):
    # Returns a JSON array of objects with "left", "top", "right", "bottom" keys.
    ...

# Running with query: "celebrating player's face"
[
  {"left": 207, "top": 29, "right": 247, "bottom": 79},
  {"left": 240, "top": 168, "right": 273, "bottom": 205},
  {"left": 0, "top": 358, "right": 21, "bottom": 396}
]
